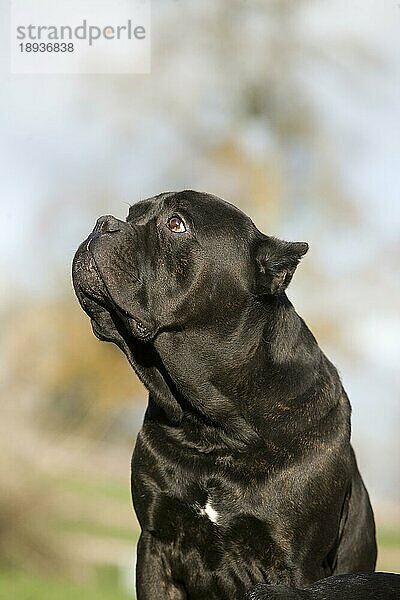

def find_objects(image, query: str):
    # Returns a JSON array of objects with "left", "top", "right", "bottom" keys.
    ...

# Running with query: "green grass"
[
  {"left": 53, "top": 516, "right": 138, "bottom": 542},
  {"left": 377, "top": 527, "right": 400, "bottom": 549},
  {"left": 0, "top": 568, "right": 134, "bottom": 600},
  {"left": 50, "top": 474, "right": 131, "bottom": 504},
  {"left": 0, "top": 473, "right": 138, "bottom": 598}
]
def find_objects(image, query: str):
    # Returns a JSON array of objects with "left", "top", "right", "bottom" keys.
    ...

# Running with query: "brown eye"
[{"left": 167, "top": 216, "right": 186, "bottom": 233}]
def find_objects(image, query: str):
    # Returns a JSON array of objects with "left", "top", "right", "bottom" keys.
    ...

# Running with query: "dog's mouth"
[
  {"left": 72, "top": 236, "right": 186, "bottom": 425},
  {"left": 72, "top": 241, "right": 152, "bottom": 343}
]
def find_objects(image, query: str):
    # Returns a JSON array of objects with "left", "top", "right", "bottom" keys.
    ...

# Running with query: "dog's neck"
[{"left": 149, "top": 293, "right": 343, "bottom": 451}]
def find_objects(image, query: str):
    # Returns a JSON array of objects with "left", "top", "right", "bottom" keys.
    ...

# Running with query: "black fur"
[
  {"left": 72, "top": 191, "right": 377, "bottom": 600},
  {"left": 245, "top": 572, "right": 400, "bottom": 599}
]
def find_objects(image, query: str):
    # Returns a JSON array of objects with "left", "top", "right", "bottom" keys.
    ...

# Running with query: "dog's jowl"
[{"left": 72, "top": 191, "right": 377, "bottom": 600}]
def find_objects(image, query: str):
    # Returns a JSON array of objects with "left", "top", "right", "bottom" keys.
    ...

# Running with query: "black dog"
[
  {"left": 72, "top": 191, "right": 377, "bottom": 600},
  {"left": 246, "top": 572, "right": 400, "bottom": 599}
]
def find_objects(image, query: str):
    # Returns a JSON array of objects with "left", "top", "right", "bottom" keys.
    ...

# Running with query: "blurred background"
[{"left": 1, "top": 0, "right": 399, "bottom": 597}]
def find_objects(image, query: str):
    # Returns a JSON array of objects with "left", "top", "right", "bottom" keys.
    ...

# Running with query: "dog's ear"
[{"left": 254, "top": 237, "right": 309, "bottom": 295}]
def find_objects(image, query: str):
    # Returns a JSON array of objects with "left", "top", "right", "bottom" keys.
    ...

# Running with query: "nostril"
[{"left": 95, "top": 215, "right": 121, "bottom": 234}]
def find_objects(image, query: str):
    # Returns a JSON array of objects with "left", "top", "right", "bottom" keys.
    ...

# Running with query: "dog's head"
[
  {"left": 73, "top": 190, "right": 308, "bottom": 341},
  {"left": 72, "top": 190, "right": 308, "bottom": 423}
]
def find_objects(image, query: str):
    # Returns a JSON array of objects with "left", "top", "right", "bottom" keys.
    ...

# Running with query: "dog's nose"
[{"left": 94, "top": 215, "right": 121, "bottom": 234}]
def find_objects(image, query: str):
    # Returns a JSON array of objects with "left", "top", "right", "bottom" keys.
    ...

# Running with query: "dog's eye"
[{"left": 167, "top": 216, "right": 186, "bottom": 233}]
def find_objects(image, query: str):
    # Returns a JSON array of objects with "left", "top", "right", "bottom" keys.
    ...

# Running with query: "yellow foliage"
[{"left": 5, "top": 295, "right": 146, "bottom": 431}]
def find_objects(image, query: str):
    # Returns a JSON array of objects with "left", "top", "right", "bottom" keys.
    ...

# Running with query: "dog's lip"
[
  {"left": 74, "top": 242, "right": 153, "bottom": 341},
  {"left": 112, "top": 306, "right": 153, "bottom": 342},
  {"left": 89, "top": 302, "right": 153, "bottom": 343}
]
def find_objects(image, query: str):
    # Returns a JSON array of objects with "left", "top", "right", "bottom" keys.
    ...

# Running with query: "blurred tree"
[{"left": 4, "top": 296, "right": 145, "bottom": 437}]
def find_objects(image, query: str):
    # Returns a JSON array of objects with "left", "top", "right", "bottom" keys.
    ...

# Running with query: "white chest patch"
[
  {"left": 194, "top": 498, "right": 219, "bottom": 524},
  {"left": 203, "top": 501, "right": 219, "bottom": 524}
]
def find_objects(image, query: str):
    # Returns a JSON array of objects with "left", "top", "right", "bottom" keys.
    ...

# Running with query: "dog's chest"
[
  {"left": 131, "top": 431, "right": 296, "bottom": 596},
  {"left": 146, "top": 483, "right": 278, "bottom": 597},
  {"left": 132, "top": 428, "right": 268, "bottom": 535},
  {"left": 193, "top": 497, "right": 220, "bottom": 524},
  {"left": 136, "top": 460, "right": 268, "bottom": 547}
]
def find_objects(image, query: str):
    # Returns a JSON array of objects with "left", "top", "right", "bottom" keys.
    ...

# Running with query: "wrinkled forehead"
[
  {"left": 127, "top": 190, "right": 255, "bottom": 236},
  {"left": 126, "top": 191, "right": 172, "bottom": 223}
]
